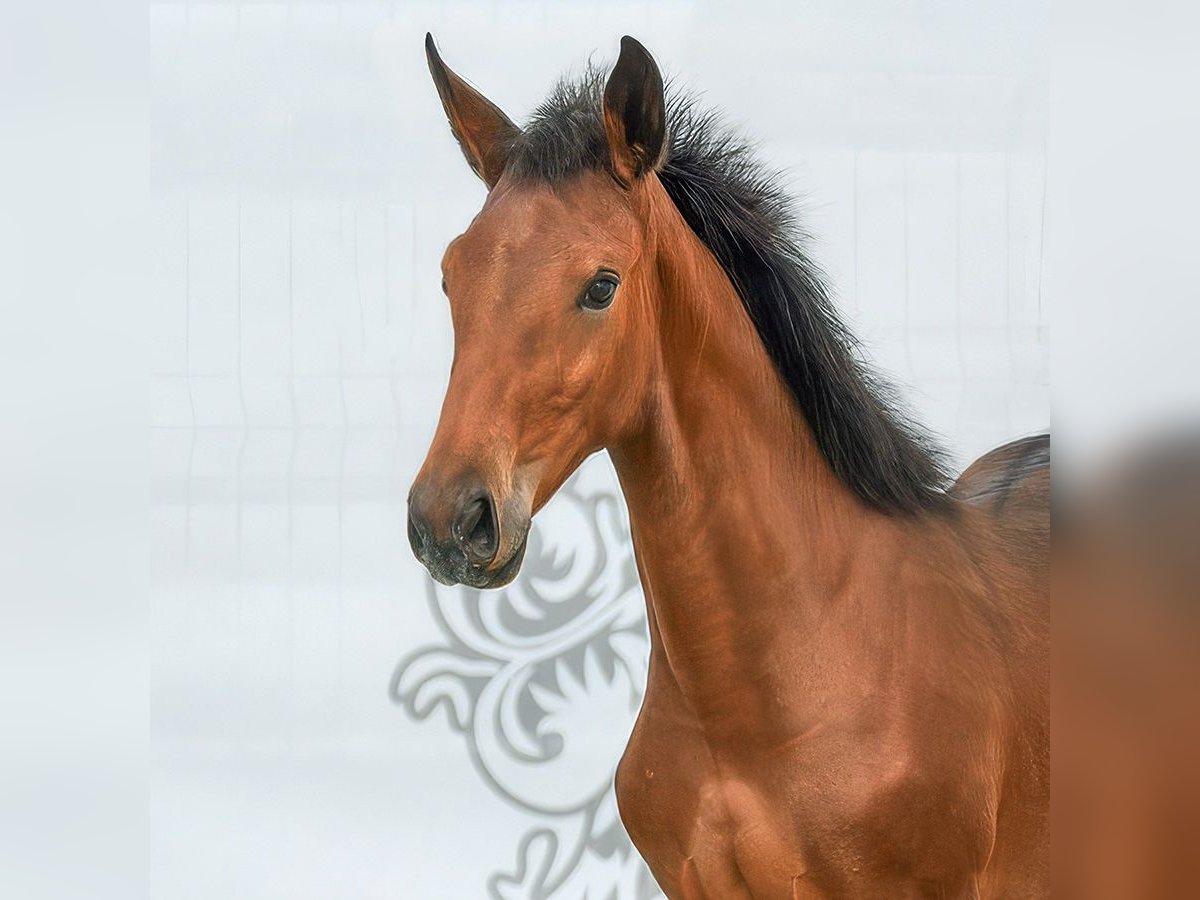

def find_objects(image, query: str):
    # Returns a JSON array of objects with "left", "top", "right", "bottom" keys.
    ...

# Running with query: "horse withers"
[{"left": 407, "top": 34, "right": 1049, "bottom": 900}]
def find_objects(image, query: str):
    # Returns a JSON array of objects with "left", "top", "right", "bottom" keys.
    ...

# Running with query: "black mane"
[{"left": 507, "top": 68, "right": 951, "bottom": 514}]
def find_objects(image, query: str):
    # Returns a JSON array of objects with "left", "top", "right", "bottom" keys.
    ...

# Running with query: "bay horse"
[{"left": 407, "top": 34, "right": 1049, "bottom": 899}]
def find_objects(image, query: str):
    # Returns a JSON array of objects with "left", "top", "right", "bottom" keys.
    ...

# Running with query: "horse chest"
[
  {"left": 616, "top": 712, "right": 814, "bottom": 898},
  {"left": 616, "top": 704, "right": 994, "bottom": 899}
]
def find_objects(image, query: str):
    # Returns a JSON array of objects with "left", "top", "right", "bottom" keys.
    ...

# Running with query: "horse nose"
[
  {"left": 407, "top": 482, "right": 499, "bottom": 568},
  {"left": 407, "top": 500, "right": 432, "bottom": 559},
  {"left": 451, "top": 490, "right": 499, "bottom": 565}
]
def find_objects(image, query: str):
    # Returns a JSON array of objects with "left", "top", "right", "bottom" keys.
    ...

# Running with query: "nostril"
[{"left": 454, "top": 494, "right": 498, "bottom": 564}]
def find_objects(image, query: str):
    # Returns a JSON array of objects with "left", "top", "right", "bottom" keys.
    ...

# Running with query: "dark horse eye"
[{"left": 581, "top": 273, "right": 619, "bottom": 310}]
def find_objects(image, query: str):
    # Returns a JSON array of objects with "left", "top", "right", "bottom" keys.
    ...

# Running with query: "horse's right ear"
[
  {"left": 603, "top": 36, "right": 667, "bottom": 185},
  {"left": 425, "top": 33, "right": 520, "bottom": 188}
]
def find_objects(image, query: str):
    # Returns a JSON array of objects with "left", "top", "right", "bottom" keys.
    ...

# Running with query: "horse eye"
[{"left": 580, "top": 274, "right": 619, "bottom": 311}]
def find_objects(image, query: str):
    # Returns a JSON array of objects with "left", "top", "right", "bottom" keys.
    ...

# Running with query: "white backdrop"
[{"left": 150, "top": 2, "right": 1050, "bottom": 897}]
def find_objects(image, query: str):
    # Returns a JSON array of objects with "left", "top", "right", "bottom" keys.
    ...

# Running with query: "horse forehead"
[
  {"left": 461, "top": 190, "right": 571, "bottom": 253},
  {"left": 452, "top": 179, "right": 636, "bottom": 269}
]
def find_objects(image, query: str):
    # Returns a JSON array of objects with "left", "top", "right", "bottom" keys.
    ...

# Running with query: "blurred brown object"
[{"left": 1055, "top": 431, "right": 1200, "bottom": 898}]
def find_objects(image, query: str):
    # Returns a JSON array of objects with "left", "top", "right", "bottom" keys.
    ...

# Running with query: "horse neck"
[{"left": 609, "top": 185, "right": 897, "bottom": 733}]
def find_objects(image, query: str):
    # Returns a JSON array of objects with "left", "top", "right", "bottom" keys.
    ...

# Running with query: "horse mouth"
[{"left": 427, "top": 533, "right": 528, "bottom": 590}]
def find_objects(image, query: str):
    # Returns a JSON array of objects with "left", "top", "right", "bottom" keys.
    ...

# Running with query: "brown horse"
[{"left": 407, "top": 35, "right": 1049, "bottom": 899}]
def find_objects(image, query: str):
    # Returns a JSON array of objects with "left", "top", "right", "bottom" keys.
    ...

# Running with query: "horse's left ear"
[
  {"left": 603, "top": 36, "right": 667, "bottom": 184},
  {"left": 425, "top": 33, "right": 520, "bottom": 188}
]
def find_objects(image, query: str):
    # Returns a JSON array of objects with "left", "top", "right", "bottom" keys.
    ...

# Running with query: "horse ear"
[
  {"left": 425, "top": 33, "right": 520, "bottom": 188},
  {"left": 603, "top": 36, "right": 667, "bottom": 184}
]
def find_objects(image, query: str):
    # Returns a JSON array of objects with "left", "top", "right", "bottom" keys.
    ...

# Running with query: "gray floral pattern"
[{"left": 392, "top": 463, "right": 664, "bottom": 899}]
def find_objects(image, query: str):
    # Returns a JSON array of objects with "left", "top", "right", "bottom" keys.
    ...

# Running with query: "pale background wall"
[{"left": 150, "top": 2, "right": 1050, "bottom": 897}]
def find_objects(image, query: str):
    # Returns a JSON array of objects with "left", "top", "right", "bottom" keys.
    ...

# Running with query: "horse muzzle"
[{"left": 407, "top": 479, "right": 529, "bottom": 589}]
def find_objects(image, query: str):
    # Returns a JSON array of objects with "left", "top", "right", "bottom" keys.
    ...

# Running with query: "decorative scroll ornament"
[{"left": 393, "top": 460, "right": 664, "bottom": 899}]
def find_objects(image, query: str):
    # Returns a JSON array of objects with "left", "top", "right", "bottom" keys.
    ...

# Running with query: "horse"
[{"left": 406, "top": 34, "right": 1049, "bottom": 900}]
